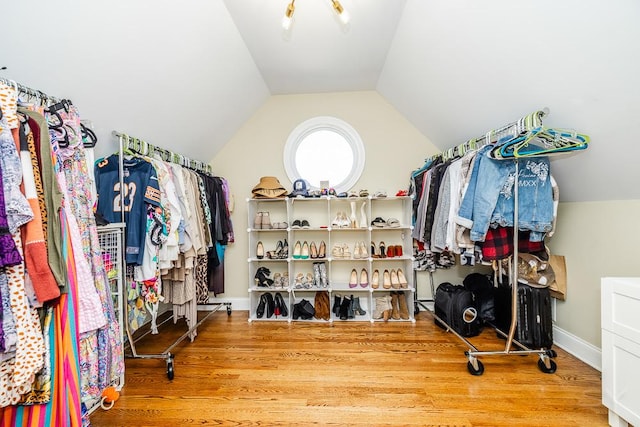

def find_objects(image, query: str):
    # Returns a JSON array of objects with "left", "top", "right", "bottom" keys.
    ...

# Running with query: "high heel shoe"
[
  {"left": 261, "top": 211, "right": 272, "bottom": 229},
  {"left": 390, "top": 269, "right": 400, "bottom": 289},
  {"left": 256, "top": 241, "right": 265, "bottom": 259},
  {"left": 281, "top": 239, "right": 289, "bottom": 259},
  {"left": 379, "top": 241, "right": 387, "bottom": 258},
  {"left": 371, "top": 241, "right": 380, "bottom": 258},
  {"left": 360, "top": 268, "right": 368, "bottom": 288},
  {"left": 253, "top": 212, "right": 263, "bottom": 230},
  {"left": 397, "top": 268, "right": 408, "bottom": 289},
  {"left": 310, "top": 241, "right": 318, "bottom": 259},
  {"left": 301, "top": 241, "right": 310, "bottom": 259},
  {"left": 318, "top": 241, "right": 326, "bottom": 258},
  {"left": 383, "top": 269, "right": 392, "bottom": 289},
  {"left": 293, "top": 241, "right": 302, "bottom": 259},
  {"left": 371, "top": 269, "right": 380, "bottom": 289},
  {"left": 349, "top": 269, "right": 358, "bottom": 288}
]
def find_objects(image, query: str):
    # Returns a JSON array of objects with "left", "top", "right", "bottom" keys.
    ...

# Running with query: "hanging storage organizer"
[
  {"left": 421, "top": 108, "right": 589, "bottom": 375},
  {"left": 106, "top": 131, "right": 232, "bottom": 380}
]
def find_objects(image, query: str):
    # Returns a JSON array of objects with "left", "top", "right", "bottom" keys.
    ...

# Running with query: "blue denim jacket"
[{"left": 456, "top": 145, "right": 553, "bottom": 242}]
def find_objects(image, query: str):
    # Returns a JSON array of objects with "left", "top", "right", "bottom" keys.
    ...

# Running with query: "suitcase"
[
  {"left": 494, "top": 283, "right": 553, "bottom": 349},
  {"left": 434, "top": 282, "right": 482, "bottom": 337}
]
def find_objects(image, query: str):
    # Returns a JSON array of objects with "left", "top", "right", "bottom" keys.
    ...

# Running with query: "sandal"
[
  {"left": 386, "top": 218, "right": 400, "bottom": 228},
  {"left": 371, "top": 217, "right": 386, "bottom": 227},
  {"left": 373, "top": 190, "right": 387, "bottom": 198},
  {"left": 359, "top": 189, "right": 369, "bottom": 197},
  {"left": 395, "top": 190, "right": 408, "bottom": 197}
]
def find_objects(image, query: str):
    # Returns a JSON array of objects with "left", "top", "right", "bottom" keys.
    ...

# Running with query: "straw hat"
[{"left": 251, "top": 176, "right": 288, "bottom": 199}]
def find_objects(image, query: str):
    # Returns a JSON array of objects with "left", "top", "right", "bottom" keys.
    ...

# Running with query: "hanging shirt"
[{"left": 94, "top": 154, "right": 161, "bottom": 265}]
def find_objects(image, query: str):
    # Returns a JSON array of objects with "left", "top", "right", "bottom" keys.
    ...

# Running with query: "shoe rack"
[{"left": 247, "top": 195, "right": 415, "bottom": 324}]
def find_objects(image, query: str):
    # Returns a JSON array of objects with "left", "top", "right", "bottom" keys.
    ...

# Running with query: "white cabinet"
[
  {"left": 601, "top": 277, "right": 640, "bottom": 427},
  {"left": 247, "top": 195, "right": 415, "bottom": 323}
]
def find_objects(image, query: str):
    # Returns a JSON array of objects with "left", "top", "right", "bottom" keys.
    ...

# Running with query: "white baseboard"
[
  {"left": 198, "top": 299, "right": 602, "bottom": 371},
  {"left": 553, "top": 325, "right": 602, "bottom": 372}
]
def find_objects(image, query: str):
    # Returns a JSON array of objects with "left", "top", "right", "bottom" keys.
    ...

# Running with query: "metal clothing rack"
[
  {"left": 112, "top": 131, "right": 231, "bottom": 380},
  {"left": 422, "top": 108, "right": 584, "bottom": 376},
  {"left": 0, "top": 77, "right": 64, "bottom": 105}
]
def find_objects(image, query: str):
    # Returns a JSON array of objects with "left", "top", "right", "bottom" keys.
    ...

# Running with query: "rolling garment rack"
[
  {"left": 425, "top": 108, "right": 589, "bottom": 375},
  {"left": 112, "top": 131, "right": 232, "bottom": 379}
]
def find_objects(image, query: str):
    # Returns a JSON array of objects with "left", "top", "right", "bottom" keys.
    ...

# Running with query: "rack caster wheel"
[
  {"left": 467, "top": 359, "right": 484, "bottom": 376},
  {"left": 538, "top": 357, "right": 557, "bottom": 374},
  {"left": 414, "top": 303, "right": 420, "bottom": 314},
  {"left": 166, "top": 358, "right": 175, "bottom": 380},
  {"left": 227, "top": 305, "right": 232, "bottom": 316},
  {"left": 546, "top": 349, "right": 557, "bottom": 358}
]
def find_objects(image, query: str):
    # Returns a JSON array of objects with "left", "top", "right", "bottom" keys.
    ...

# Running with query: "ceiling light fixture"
[
  {"left": 282, "top": 0, "right": 295, "bottom": 31},
  {"left": 281, "top": 0, "right": 350, "bottom": 31}
]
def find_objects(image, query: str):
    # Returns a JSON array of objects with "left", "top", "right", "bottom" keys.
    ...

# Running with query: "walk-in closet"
[{"left": 3, "top": 0, "right": 639, "bottom": 426}]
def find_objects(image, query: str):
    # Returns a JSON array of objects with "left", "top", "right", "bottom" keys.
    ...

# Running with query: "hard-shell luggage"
[
  {"left": 494, "top": 283, "right": 553, "bottom": 349},
  {"left": 434, "top": 282, "right": 482, "bottom": 337}
]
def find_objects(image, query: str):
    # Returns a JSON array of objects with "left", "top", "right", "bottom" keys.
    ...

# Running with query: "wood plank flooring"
[{"left": 90, "top": 309, "right": 608, "bottom": 426}]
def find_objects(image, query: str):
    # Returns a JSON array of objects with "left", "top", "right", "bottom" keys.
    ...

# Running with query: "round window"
[{"left": 283, "top": 116, "right": 365, "bottom": 193}]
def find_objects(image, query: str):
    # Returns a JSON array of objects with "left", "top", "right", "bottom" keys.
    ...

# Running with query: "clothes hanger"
[{"left": 512, "top": 127, "right": 589, "bottom": 158}]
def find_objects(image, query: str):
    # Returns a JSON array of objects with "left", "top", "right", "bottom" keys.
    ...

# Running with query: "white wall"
[{"left": 551, "top": 200, "right": 640, "bottom": 347}]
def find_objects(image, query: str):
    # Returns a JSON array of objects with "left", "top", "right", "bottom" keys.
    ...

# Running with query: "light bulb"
[
  {"left": 338, "top": 9, "right": 350, "bottom": 25},
  {"left": 282, "top": 1, "right": 295, "bottom": 31},
  {"left": 282, "top": 15, "right": 293, "bottom": 31}
]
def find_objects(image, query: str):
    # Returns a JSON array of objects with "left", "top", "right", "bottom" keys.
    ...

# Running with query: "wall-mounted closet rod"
[
  {"left": 428, "top": 107, "right": 549, "bottom": 162},
  {"left": 0, "top": 77, "right": 63, "bottom": 104},
  {"left": 112, "top": 131, "right": 213, "bottom": 176}
]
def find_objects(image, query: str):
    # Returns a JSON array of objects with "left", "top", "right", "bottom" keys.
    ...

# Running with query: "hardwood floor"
[{"left": 90, "top": 309, "right": 608, "bottom": 427}]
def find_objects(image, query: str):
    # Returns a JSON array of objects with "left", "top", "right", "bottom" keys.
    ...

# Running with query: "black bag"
[
  {"left": 434, "top": 282, "right": 482, "bottom": 337},
  {"left": 463, "top": 273, "right": 495, "bottom": 323},
  {"left": 494, "top": 283, "right": 553, "bottom": 349}
]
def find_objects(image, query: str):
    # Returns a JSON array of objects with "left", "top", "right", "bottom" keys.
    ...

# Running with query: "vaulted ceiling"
[{"left": 3, "top": 0, "right": 639, "bottom": 202}]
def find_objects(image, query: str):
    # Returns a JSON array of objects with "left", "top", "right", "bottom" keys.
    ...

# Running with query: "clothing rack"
[
  {"left": 0, "top": 77, "right": 64, "bottom": 105},
  {"left": 111, "top": 131, "right": 231, "bottom": 380},
  {"left": 112, "top": 131, "right": 214, "bottom": 176},
  {"left": 423, "top": 108, "right": 567, "bottom": 376}
]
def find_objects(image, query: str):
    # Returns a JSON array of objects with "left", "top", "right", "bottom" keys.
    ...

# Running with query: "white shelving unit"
[{"left": 247, "top": 195, "right": 415, "bottom": 323}]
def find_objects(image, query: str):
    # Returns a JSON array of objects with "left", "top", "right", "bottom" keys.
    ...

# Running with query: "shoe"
[
  {"left": 395, "top": 245, "right": 403, "bottom": 257},
  {"left": 313, "top": 263, "right": 321, "bottom": 288},
  {"left": 261, "top": 212, "right": 272, "bottom": 229},
  {"left": 294, "top": 273, "right": 305, "bottom": 289},
  {"left": 281, "top": 239, "right": 289, "bottom": 259},
  {"left": 386, "top": 218, "right": 400, "bottom": 228},
  {"left": 359, "top": 268, "right": 369, "bottom": 288},
  {"left": 390, "top": 292, "right": 400, "bottom": 320},
  {"left": 282, "top": 272, "right": 289, "bottom": 288},
  {"left": 274, "top": 292, "right": 288, "bottom": 317},
  {"left": 331, "top": 243, "right": 343, "bottom": 259},
  {"left": 383, "top": 269, "right": 391, "bottom": 289},
  {"left": 387, "top": 245, "right": 395, "bottom": 258},
  {"left": 333, "top": 294, "right": 342, "bottom": 317},
  {"left": 310, "top": 241, "right": 318, "bottom": 258},
  {"left": 301, "top": 241, "right": 310, "bottom": 259},
  {"left": 318, "top": 262, "right": 328, "bottom": 288},
  {"left": 256, "top": 294, "right": 267, "bottom": 318},
  {"left": 397, "top": 268, "right": 408, "bottom": 289},
  {"left": 301, "top": 219, "right": 310, "bottom": 229},
  {"left": 256, "top": 241, "right": 265, "bottom": 259},
  {"left": 371, "top": 241, "right": 380, "bottom": 258},
  {"left": 291, "top": 219, "right": 302, "bottom": 229},
  {"left": 390, "top": 269, "right": 400, "bottom": 289},
  {"left": 272, "top": 240, "right": 283, "bottom": 259},
  {"left": 397, "top": 291, "right": 409, "bottom": 320},
  {"left": 352, "top": 296, "right": 366, "bottom": 316},
  {"left": 341, "top": 243, "right": 351, "bottom": 259},
  {"left": 352, "top": 242, "right": 362, "bottom": 259},
  {"left": 305, "top": 272, "right": 315, "bottom": 288},
  {"left": 349, "top": 269, "right": 358, "bottom": 288},
  {"left": 293, "top": 241, "right": 302, "bottom": 259},
  {"left": 371, "top": 217, "right": 386, "bottom": 227},
  {"left": 359, "top": 241, "right": 368, "bottom": 258},
  {"left": 318, "top": 241, "right": 326, "bottom": 258},
  {"left": 253, "top": 212, "right": 263, "bottom": 230},
  {"left": 379, "top": 242, "right": 386, "bottom": 258},
  {"left": 339, "top": 295, "right": 351, "bottom": 320},
  {"left": 265, "top": 293, "right": 275, "bottom": 318},
  {"left": 371, "top": 269, "right": 380, "bottom": 289},
  {"left": 273, "top": 273, "right": 282, "bottom": 289},
  {"left": 339, "top": 212, "right": 350, "bottom": 228}
]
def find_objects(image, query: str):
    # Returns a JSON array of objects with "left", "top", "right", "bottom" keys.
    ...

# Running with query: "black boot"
[
  {"left": 274, "top": 292, "right": 288, "bottom": 317},
  {"left": 333, "top": 294, "right": 342, "bottom": 316},
  {"left": 265, "top": 293, "right": 275, "bottom": 318},
  {"left": 348, "top": 295, "right": 355, "bottom": 319},
  {"left": 352, "top": 296, "right": 366, "bottom": 316},
  {"left": 256, "top": 294, "right": 267, "bottom": 318},
  {"left": 339, "top": 295, "right": 351, "bottom": 320}
]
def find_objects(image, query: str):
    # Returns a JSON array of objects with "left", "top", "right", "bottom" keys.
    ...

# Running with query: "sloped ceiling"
[{"left": 3, "top": 0, "right": 639, "bottom": 202}]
